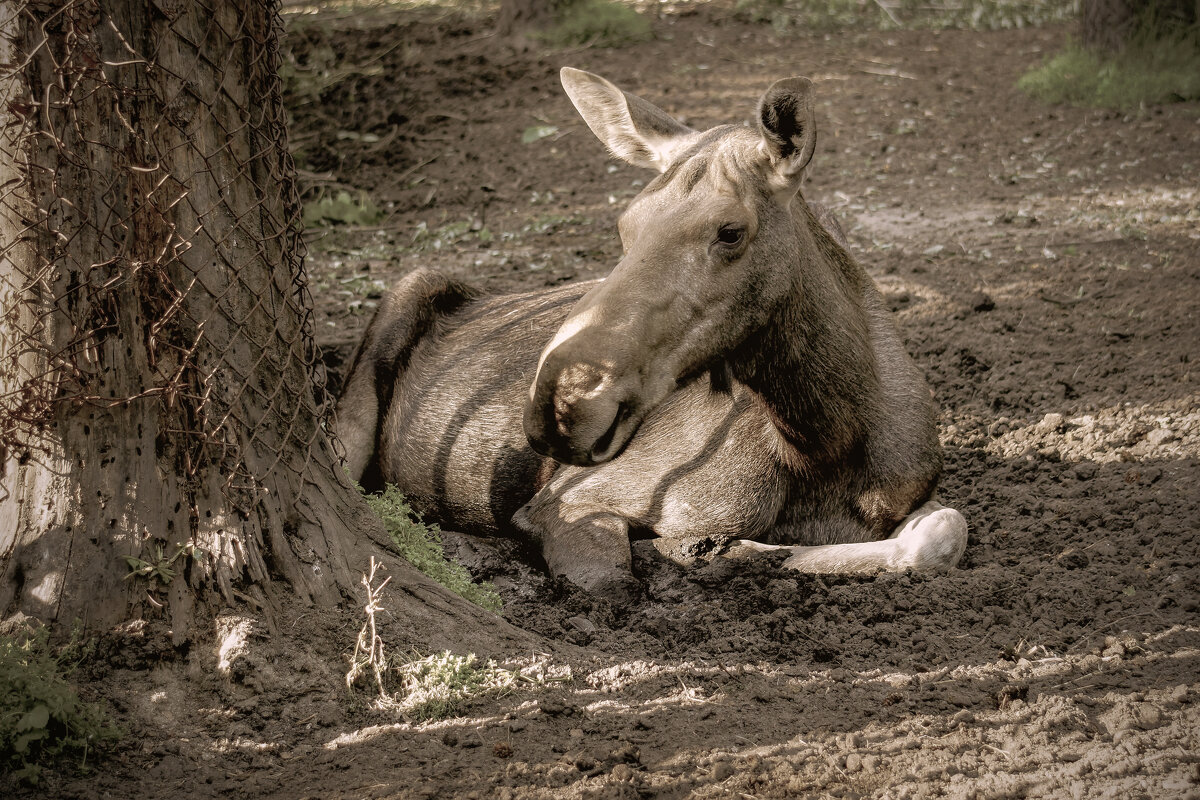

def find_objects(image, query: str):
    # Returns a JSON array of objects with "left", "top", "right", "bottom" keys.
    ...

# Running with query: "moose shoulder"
[{"left": 336, "top": 68, "right": 967, "bottom": 597}]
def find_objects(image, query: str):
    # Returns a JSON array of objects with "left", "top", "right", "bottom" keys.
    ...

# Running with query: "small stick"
[{"left": 855, "top": 65, "right": 918, "bottom": 80}]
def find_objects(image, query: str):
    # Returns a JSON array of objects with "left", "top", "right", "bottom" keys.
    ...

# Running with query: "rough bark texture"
[
  {"left": 498, "top": 0, "right": 581, "bottom": 36},
  {"left": 0, "top": 0, "right": 526, "bottom": 652},
  {"left": 1081, "top": 0, "right": 1199, "bottom": 52}
]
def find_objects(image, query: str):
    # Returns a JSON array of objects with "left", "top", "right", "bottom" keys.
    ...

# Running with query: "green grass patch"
[
  {"left": 353, "top": 650, "right": 571, "bottom": 721},
  {"left": 303, "top": 190, "right": 385, "bottom": 228},
  {"left": 394, "top": 651, "right": 520, "bottom": 720},
  {"left": 537, "top": 0, "right": 653, "bottom": 48},
  {"left": 409, "top": 218, "right": 494, "bottom": 251},
  {"left": 0, "top": 626, "right": 119, "bottom": 785},
  {"left": 361, "top": 485, "right": 502, "bottom": 612},
  {"left": 1018, "top": 34, "right": 1200, "bottom": 109}
]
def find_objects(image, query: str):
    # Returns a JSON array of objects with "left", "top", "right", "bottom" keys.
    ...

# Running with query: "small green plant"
[
  {"left": 342, "top": 561, "right": 568, "bottom": 719},
  {"left": 537, "top": 0, "right": 653, "bottom": 48},
  {"left": 409, "top": 219, "right": 493, "bottom": 251},
  {"left": 391, "top": 652, "right": 572, "bottom": 721},
  {"left": 361, "top": 485, "right": 502, "bottom": 612},
  {"left": 0, "top": 626, "right": 118, "bottom": 785},
  {"left": 124, "top": 540, "right": 206, "bottom": 586},
  {"left": 523, "top": 213, "right": 587, "bottom": 236},
  {"left": 351, "top": 645, "right": 570, "bottom": 720},
  {"left": 1018, "top": 34, "right": 1200, "bottom": 109},
  {"left": 393, "top": 651, "right": 519, "bottom": 720},
  {"left": 303, "top": 190, "right": 385, "bottom": 228}
]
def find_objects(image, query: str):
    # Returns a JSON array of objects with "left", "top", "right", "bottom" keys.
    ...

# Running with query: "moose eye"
[{"left": 716, "top": 226, "right": 745, "bottom": 247}]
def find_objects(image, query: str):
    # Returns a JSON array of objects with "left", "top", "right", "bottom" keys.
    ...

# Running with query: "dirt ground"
[{"left": 25, "top": 3, "right": 1200, "bottom": 799}]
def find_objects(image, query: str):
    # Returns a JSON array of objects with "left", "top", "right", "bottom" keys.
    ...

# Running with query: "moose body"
[{"left": 337, "top": 69, "right": 967, "bottom": 596}]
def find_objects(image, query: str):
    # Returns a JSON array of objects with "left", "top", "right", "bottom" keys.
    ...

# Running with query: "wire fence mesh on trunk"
[{"left": 0, "top": 0, "right": 335, "bottom": 506}]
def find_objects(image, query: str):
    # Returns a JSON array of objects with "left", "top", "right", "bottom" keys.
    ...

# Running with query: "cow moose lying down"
[{"left": 336, "top": 68, "right": 968, "bottom": 598}]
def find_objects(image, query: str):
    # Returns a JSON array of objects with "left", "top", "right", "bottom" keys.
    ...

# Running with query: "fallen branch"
[{"left": 855, "top": 65, "right": 918, "bottom": 80}]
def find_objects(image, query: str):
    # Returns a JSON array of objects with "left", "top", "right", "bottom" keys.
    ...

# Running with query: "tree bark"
[
  {"left": 498, "top": 0, "right": 581, "bottom": 36},
  {"left": 0, "top": 0, "right": 527, "bottom": 654},
  {"left": 1081, "top": 0, "right": 1199, "bottom": 53}
]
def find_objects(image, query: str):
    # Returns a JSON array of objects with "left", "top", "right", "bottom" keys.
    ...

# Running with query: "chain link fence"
[{"left": 0, "top": 0, "right": 334, "bottom": 503}]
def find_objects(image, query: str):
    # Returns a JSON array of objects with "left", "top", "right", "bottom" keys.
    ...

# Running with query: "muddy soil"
[{"left": 25, "top": 4, "right": 1199, "bottom": 799}]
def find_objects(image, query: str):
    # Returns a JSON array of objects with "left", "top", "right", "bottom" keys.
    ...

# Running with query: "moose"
[{"left": 336, "top": 68, "right": 967, "bottom": 598}]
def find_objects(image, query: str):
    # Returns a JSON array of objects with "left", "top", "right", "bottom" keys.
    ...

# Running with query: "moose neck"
[{"left": 733, "top": 201, "right": 880, "bottom": 468}]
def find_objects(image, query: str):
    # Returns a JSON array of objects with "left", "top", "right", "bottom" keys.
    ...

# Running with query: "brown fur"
[{"left": 335, "top": 71, "right": 944, "bottom": 594}]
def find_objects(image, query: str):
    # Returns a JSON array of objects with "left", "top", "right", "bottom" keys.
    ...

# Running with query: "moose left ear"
[
  {"left": 757, "top": 77, "right": 817, "bottom": 188},
  {"left": 561, "top": 67, "right": 696, "bottom": 172}
]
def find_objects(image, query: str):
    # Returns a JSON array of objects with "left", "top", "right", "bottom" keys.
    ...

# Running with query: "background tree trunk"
[
  {"left": 1081, "top": 0, "right": 1199, "bottom": 52},
  {"left": 498, "top": 0, "right": 581, "bottom": 36},
  {"left": 0, "top": 0, "right": 523, "bottom": 653}
]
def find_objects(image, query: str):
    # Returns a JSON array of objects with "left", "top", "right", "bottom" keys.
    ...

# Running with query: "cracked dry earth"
[{"left": 28, "top": 6, "right": 1199, "bottom": 800}]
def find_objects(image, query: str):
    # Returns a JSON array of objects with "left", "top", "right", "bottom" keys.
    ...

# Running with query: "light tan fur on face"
[
  {"left": 552, "top": 362, "right": 612, "bottom": 431},
  {"left": 532, "top": 306, "right": 602, "bottom": 401}
]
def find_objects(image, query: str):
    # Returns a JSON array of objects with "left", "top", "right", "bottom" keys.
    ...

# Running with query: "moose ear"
[
  {"left": 560, "top": 67, "right": 695, "bottom": 172},
  {"left": 757, "top": 77, "right": 817, "bottom": 188}
]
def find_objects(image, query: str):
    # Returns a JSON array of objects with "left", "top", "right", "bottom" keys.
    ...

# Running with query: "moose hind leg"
[
  {"left": 334, "top": 269, "right": 479, "bottom": 485},
  {"left": 729, "top": 501, "right": 967, "bottom": 575}
]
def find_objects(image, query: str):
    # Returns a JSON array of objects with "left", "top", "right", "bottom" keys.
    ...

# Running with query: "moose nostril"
[
  {"left": 588, "top": 401, "right": 631, "bottom": 464},
  {"left": 552, "top": 391, "right": 573, "bottom": 436}
]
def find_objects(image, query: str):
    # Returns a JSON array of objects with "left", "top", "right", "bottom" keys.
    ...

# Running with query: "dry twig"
[{"left": 347, "top": 557, "right": 392, "bottom": 698}]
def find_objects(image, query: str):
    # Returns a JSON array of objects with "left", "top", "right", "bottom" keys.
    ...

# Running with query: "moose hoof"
[
  {"left": 893, "top": 504, "right": 968, "bottom": 573},
  {"left": 721, "top": 539, "right": 782, "bottom": 562}
]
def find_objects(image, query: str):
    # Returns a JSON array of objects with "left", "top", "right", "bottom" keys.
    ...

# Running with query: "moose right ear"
[
  {"left": 560, "top": 67, "right": 696, "bottom": 172},
  {"left": 757, "top": 77, "right": 817, "bottom": 190}
]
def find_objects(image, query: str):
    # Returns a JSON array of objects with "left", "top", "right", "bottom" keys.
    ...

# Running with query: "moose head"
[{"left": 524, "top": 68, "right": 821, "bottom": 466}]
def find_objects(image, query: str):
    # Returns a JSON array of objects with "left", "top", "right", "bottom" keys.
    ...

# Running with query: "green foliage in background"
[
  {"left": 279, "top": 37, "right": 383, "bottom": 105},
  {"left": 303, "top": 190, "right": 385, "bottom": 228},
  {"left": 361, "top": 485, "right": 503, "bottom": 612},
  {"left": 0, "top": 627, "right": 118, "bottom": 785},
  {"left": 734, "top": 0, "right": 1077, "bottom": 33},
  {"left": 537, "top": 0, "right": 653, "bottom": 48},
  {"left": 1019, "top": 30, "right": 1200, "bottom": 108}
]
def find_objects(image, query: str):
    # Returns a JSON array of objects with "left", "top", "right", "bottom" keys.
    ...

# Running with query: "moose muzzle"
[{"left": 523, "top": 325, "right": 650, "bottom": 467}]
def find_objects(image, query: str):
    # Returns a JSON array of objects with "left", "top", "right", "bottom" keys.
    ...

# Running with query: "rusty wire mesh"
[{"left": 0, "top": 0, "right": 334, "bottom": 500}]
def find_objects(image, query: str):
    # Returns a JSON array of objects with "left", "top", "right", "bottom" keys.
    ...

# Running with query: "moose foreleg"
[
  {"left": 512, "top": 502, "right": 639, "bottom": 601},
  {"left": 729, "top": 501, "right": 967, "bottom": 575}
]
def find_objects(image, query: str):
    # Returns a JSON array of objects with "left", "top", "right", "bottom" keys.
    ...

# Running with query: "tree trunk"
[
  {"left": 498, "top": 0, "right": 580, "bottom": 36},
  {"left": 1081, "top": 0, "right": 1199, "bottom": 52},
  {"left": 0, "top": 0, "right": 524, "bottom": 654}
]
